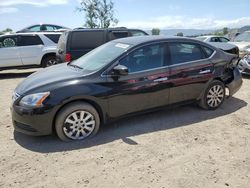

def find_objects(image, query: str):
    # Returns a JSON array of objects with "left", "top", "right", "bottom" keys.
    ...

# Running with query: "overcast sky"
[{"left": 0, "top": 0, "right": 250, "bottom": 31}]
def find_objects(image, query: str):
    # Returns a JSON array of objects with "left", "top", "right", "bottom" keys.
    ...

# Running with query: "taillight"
[{"left": 64, "top": 53, "right": 71, "bottom": 62}]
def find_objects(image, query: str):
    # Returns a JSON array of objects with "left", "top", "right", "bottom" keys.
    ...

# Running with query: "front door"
[{"left": 105, "top": 43, "right": 171, "bottom": 118}]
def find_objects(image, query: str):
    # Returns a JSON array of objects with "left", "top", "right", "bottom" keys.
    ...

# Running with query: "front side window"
[
  {"left": 169, "top": 42, "right": 205, "bottom": 65},
  {"left": 46, "top": 25, "right": 56, "bottom": 31},
  {"left": 210, "top": 37, "right": 220, "bottom": 42},
  {"left": 0, "top": 36, "right": 18, "bottom": 48},
  {"left": 19, "top": 35, "right": 43, "bottom": 46},
  {"left": 119, "top": 44, "right": 165, "bottom": 73}
]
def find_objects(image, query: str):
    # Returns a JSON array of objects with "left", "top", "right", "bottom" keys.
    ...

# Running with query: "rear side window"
[
  {"left": 45, "top": 34, "right": 61, "bottom": 43},
  {"left": 202, "top": 46, "right": 214, "bottom": 57},
  {"left": 70, "top": 31, "right": 104, "bottom": 50},
  {"left": 119, "top": 43, "right": 165, "bottom": 73},
  {"left": 109, "top": 31, "right": 129, "bottom": 40},
  {"left": 19, "top": 35, "right": 43, "bottom": 46},
  {"left": 57, "top": 32, "right": 68, "bottom": 51},
  {"left": 169, "top": 42, "right": 205, "bottom": 65},
  {"left": 0, "top": 36, "right": 18, "bottom": 48}
]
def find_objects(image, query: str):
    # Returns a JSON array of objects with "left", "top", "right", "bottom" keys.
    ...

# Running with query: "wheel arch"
[
  {"left": 52, "top": 99, "right": 105, "bottom": 133},
  {"left": 40, "top": 52, "right": 56, "bottom": 66}
]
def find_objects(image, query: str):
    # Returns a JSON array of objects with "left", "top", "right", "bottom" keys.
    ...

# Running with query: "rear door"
[
  {"left": 106, "top": 42, "right": 171, "bottom": 118},
  {"left": 167, "top": 42, "right": 214, "bottom": 104},
  {"left": 0, "top": 35, "right": 22, "bottom": 67},
  {"left": 19, "top": 35, "right": 44, "bottom": 65}
]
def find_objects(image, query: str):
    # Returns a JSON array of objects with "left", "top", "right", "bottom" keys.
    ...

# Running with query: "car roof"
[
  {"left": 112, "top": 35, "right": 198, "bottom": 45},
  {"left": 1, "top": 32, "right": 63, "bottom": 37},
  {"left": 197, "top": 35, "right": 225, "bottom": 38}
]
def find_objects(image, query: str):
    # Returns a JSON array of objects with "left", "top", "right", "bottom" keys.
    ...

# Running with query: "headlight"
[{"left": 19, "top": 92, "right": 50, "bottom": 107}]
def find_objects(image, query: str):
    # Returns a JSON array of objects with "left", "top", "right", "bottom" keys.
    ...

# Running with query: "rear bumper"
[{"left": 226, "top": 68, "right": 243, "bottom": 96}]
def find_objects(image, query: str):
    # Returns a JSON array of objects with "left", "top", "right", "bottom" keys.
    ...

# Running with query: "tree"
[
  {"left": 0, "top": 28, "right": 13, "bottom": 35},
  {"left": 78, "top": 0, "right": 118, "bottom": 28},
  {"left": 223, "top": 27, "right": 229, "bottom": 35},
  {"left": 176, "top": 32, "right": 183, "bottom": 37},
  {"left": 151, "top": 28, "right": 160, "bottom": 35}
]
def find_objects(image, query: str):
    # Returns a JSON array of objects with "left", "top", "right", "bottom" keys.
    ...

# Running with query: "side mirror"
[{"left": 112, "top": 65, "right": 128, "bottom": 76}]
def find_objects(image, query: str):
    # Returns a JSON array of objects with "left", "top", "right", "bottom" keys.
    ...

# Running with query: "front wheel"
[
  {"left": 199, "top": 80, "right": 225, "bottom": 110},
  {"left": 55, "top": 102, "right": 100, "bottom": 142}
]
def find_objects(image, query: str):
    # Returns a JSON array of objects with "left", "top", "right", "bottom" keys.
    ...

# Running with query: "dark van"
[{"left": 56, "top": 28, "right": 148, "bottom": 63}]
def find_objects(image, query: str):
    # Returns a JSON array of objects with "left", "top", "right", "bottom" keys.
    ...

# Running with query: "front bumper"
[
  {"left": 11, "top": 104, "right": 55, "bottom": 136},
  {"left": 238, "top": 54, "right": 250, "bottom": 75},
  {"left": 226, "top": 67, "right": 243, "bottom": 96}
]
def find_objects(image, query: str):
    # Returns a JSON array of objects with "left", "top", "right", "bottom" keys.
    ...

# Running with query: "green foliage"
[
  {"left": 78, "top": 0, "right": 118, "bottom": 28},
  {"left": 223, "top": 27, "right": 229, "bottom": 35},
  {"left": 0, "top": 28, "right": 13, "bottom": 35},
  {"left": 151, "top": 28, "right": 160, "bottom": 35},
  {"left": 176, "top": 32, "right": 183, "bottom": 37}
]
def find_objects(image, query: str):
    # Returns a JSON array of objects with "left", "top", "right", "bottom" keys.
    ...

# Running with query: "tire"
[
  {"left": 41, "top": 55, "right": 57, "bottom": 68},
  {"left": 55, "top": 102, "right": 100, "bottom": 142},
  {"left": 199, "top": 80, "right": 225, "bottom": 110}
]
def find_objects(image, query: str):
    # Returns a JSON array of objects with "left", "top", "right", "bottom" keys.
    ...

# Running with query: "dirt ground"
[{"left": 0, "top": 69, "right": 249, "bottom": 188}]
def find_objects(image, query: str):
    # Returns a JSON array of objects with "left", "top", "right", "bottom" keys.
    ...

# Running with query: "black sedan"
[{"left": 11, "top": 36, "right": 242, "bottom": 141}]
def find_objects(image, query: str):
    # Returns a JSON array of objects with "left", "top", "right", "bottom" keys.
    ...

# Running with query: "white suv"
[{"left": 0, "top": 32, "right": 62, "bottom": 70}]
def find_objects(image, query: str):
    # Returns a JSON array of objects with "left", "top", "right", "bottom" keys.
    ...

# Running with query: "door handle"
[
  {"left": 154, "top": 77, "right": 168, "bottom": 82},
  {"left": 199, "top": 69, "right": 211, "bottom": 74}
]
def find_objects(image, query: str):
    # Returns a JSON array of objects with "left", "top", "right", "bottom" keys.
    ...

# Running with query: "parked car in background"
[
  {"left": 0, "top": 32, "right": 62, "bottom": 70},
  {"left": 196, "top": 35, "right": 230, "bottom": 43},
  {"left": 229, "top": 31, "right": 250, "bottom": 74},
  {"left": 12, "top": 36, "right": 242, "bottom": 141},
  {"left": 16, "top": 24, "right": 70, "bottom": 33},
  {"left": 208, "top": 42, "right": 239, "bottom": 57},
  {"left": 56, "top": 28, "right": 148, "bottom": 63}
]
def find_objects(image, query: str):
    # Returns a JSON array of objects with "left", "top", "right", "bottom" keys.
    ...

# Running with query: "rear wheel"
[
  {"left": 55, "top": 102, "right": 100, "bottom": 142},
  {"left": 199, "top": 80, "right": 225, "bottom": 110},
  {"left": 41, "top": 55, "right": 57, "bottom": 68}
]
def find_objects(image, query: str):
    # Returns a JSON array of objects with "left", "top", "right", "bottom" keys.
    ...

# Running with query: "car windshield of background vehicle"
[
  {"left": 234, "top": 32, "right": 250, "bottom": 42},
  {"left": 71, "top": 41, "right": 132, "bottom": 73}
]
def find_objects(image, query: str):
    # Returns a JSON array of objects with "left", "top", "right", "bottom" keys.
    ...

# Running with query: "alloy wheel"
[
  {"left": 206, "top": 85, "right": 224, "bottom": 108},
  {"left": 46, "top": 59, "right": 57, "bottom": 67},
  {"left": 63, "top": 110, "right": 96, "bottom": 140}
]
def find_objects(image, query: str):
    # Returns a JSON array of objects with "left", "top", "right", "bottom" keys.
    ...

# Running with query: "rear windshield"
[
  {"left": 70, "top": 31, "right": 104, "bottom": 50},
  {"left": 70, "top": 41, "right": 132, "bottom": 74}
]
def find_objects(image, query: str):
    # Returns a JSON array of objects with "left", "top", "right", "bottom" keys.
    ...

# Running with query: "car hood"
[
  {"left": 228, "top": 42, "right": 250, "bottom": 50},
  {"left": 15, "top": 63, "right": 84, "bottom": 95}
]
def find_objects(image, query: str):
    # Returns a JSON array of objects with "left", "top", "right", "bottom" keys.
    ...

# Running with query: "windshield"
[
  {"left": 234, "top": 32, "right": 250, "bottom": 42},
  {"left": 70, "top": 41, "right": 132, "bottom": 73}
]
